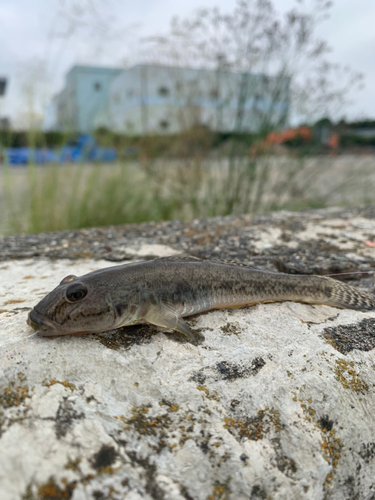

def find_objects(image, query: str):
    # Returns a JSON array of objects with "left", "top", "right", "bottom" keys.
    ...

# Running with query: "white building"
[{"left": 47, "top": 64, "right": 290, "bottom": 135}]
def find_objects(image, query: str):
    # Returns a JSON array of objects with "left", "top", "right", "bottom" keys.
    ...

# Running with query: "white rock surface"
[{"left": 1, "top": 249, "right": 375, "bottom": 499}]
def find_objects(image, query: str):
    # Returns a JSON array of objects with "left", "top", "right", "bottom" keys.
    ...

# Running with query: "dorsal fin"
[
  {"left": 209, "top": 258, "right": 255, "bottom": 268},
  {"left": 153, "top": 255, "right": 265, "bottom": 271},
  {"left": 153, "top": 255, "right": 203, "bottom": 263},
  {"left": 210, "top": 258, "right": 279, "bottom": 273}
]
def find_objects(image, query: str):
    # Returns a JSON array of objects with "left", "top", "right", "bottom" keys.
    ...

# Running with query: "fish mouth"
[
  {"left": 27, "top": 309, "right": 61, "bottom": 337},
  {"left": 27, "top": 308, "right": 95, "bottom": 337}
]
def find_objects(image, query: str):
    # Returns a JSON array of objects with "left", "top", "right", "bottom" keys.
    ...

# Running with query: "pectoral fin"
[{"left": 144, "top": 303, "right": 195, "bottom": 343}]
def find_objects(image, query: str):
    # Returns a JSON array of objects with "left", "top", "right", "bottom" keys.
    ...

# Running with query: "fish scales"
[{"left": 27, "top": 256, "right": 375, "bottom": 341}]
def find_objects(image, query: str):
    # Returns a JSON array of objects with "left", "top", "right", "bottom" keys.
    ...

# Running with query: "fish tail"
[{"left": 318, "top": 276, "right": 375, "bottom": 311}]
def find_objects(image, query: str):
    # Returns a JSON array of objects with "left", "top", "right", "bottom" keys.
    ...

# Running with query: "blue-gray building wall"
[
  {"left": 49, "top": 64, "right": 290, "bottom": 134},
  {"left": 54, "top": 65, "right": 121, "bottom": 132},
  {"left": 104, "top": 64, "right": 290, "bottom": 135}
]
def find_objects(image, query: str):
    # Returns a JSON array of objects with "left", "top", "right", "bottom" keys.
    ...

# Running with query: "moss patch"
[
  {"left": 117, "top": 406, "right": 174, "bottom": 451},
  {"left": 322, "top": 318, "right": 375, "bottom": 354},
  {"left": 220, "top": 323, "right": 240, "bottom": 336},
  {"left": 94, "top": 324, "right": 155, "bottom": 350},
  {"left": 334, "top": 359, "right": 369, "bottom": 393},
  {"left": 294, "top": 393, "right": 343, "bottom": 486},
  {"left": 54, "top": 398, "right": 84, "bottom": 439},
  {"left": 196, "top": 385, "right": 220, "bottom": 401},
  {"left": 320, "top": 429, "right": 343, "bottom": 470},
  {"left": 43, "top": 379, "right": 76, "bottom": 391},
  {"left": 0, "top": 376, "right": 31, "bottom": 436},
  {"left": 208, "top": 477, "right": 231, "bottom": 500},
  {"left": 224, "top": 408, "right": 282, "bottom": 442},
  {"left": 275, "top": 453, "right": 297, "bottom": 477},
  {"left": 37, "top": 478, "right": 76, "bottom": 500},
  {"left": 92, "top": 445, "right": 117, "bottom": 471},
  {"left": 216, "top": 358, "right": 266, "bottom": 380},
  {"left": 0, "top": 381, "right": 30, "bottom": 409}
]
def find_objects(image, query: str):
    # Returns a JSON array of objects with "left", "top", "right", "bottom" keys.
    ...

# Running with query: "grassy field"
[{"left": 1, "top": 154, "right": 374, "bottom": 236}]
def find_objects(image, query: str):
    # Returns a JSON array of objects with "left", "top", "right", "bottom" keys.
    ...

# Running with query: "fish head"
[{"left": 27, "top": 271, "right": 138, "bottom": 337}]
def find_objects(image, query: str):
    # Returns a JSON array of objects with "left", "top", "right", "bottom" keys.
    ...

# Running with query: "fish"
[{"left": 27, "top": 256, "right": 375, "bottom": 341}]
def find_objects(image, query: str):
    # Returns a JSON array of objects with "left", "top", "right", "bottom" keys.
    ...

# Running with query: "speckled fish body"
[{"left": 27, "top": 256, "right": 375, "bottom": 340}]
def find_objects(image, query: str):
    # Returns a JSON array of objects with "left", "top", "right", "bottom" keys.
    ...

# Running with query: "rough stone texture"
[{"left": 1, "top": 207, "right": 375, "bottom": 500}]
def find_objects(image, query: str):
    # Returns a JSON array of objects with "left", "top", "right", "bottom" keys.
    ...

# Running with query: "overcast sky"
[{"left": 1, "top": 0, "right": 375, "bottom": 127}]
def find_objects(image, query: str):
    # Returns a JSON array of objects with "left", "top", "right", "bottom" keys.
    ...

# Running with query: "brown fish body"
[{"left": 27, "top": 256, "right": 375, "bottom": 340}]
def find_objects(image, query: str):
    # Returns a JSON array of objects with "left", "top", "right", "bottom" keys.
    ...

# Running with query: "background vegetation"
[{"left": 0, "top": 0, "right": 372, "bottom": 236}]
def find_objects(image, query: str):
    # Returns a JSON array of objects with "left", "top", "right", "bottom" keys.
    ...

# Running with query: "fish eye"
[{"left": 65, "top": 283, "right": 88, "bottom": 303}]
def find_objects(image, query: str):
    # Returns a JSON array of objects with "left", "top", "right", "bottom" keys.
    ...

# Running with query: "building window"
[
  {"left": 210, "top": 89, "right": 219, "bottom": 100},
  {"left": 262, "top": 75, "right": 270, "bottom": 88},
  {"left": 0, "top": 78, "right": 7, "bottom": 96},
  {"left": 159, "top": 120, "right": 169, "bottom": 130},
  {"left": 94, "top": 82, "right": 101, "bottom": 91},
  {"left": 158, "top": 86, "right": 169, "bottom": 97},
  {"left": 254, "top": 94, "right": 263, "bottom": 107},
  {"left": 125, "top": 120, "right": 134, "bottom": 131}
]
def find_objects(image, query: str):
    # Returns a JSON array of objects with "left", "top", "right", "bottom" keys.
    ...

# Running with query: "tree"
[{"left": 143, "top": 0, "right": 363, "bottom": 130}]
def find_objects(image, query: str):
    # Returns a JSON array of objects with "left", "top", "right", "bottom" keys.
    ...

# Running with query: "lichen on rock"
[{"left": 0, "top": 207, "right": 375, "bottom": 499}]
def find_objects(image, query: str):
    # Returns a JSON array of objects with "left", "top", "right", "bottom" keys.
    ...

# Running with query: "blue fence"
[{"left": 1, "top": 135, "right": 118, "bottom": 165}]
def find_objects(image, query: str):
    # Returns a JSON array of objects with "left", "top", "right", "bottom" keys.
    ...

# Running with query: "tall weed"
[{"left": 2, "top": 153, "right": 373, "bottom": 236}]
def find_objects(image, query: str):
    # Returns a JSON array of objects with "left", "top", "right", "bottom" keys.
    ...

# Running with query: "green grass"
[
  {"left": 1, "top": 162, "right": 173, "bottom": 234},
  {"left": 0, "top": 153, "right": 373, "bottom": 236}
]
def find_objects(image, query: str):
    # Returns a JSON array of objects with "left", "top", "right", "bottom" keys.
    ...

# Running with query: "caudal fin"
[{"left": 320, "top": 276, "right": 375, "bottom": 311}]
